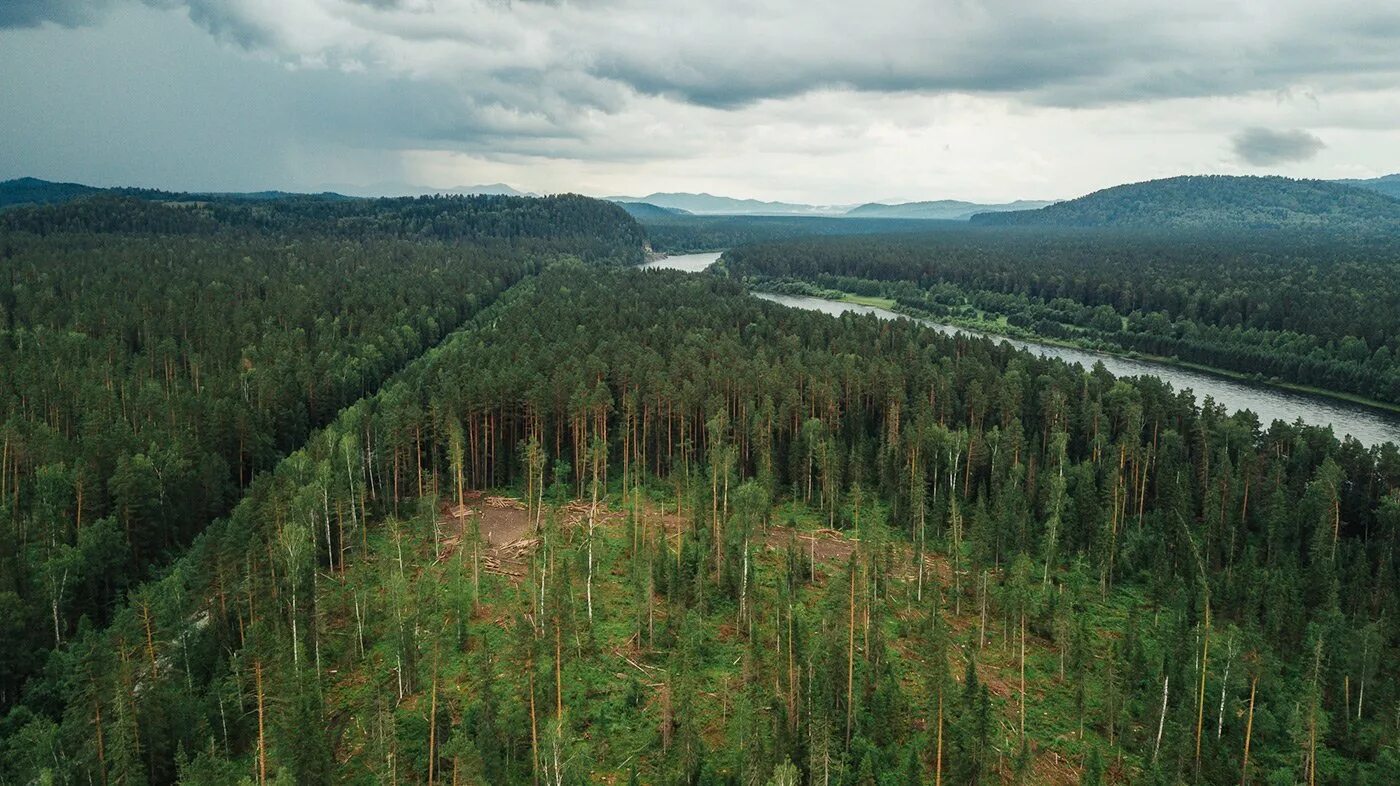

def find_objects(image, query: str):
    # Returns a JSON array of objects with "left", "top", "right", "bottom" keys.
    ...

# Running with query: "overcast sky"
[{"left": 2, "top": 1, "right": 1398, "bottom": 203}]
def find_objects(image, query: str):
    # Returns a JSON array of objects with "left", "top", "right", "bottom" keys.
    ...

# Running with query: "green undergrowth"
[{"left": 311, "top": 487, "right": 1162, "bottom": 784}]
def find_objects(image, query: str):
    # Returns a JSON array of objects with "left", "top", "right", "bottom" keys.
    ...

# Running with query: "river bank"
[{"left": 641, "top": 252, "right": 1400, "bottom": 446}]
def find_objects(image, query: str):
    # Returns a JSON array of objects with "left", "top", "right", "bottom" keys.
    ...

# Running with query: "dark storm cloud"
[
  {"left": 10, "top": 1, "right": 1400, "bottom": 112},
  {"left": 0, "top": 0, "right": 112, "bottom": 27},
  {"left": 181, "top": 0, "right": 277, "bottom": 48},
  {"left": 1232, "top": 128, "right": 1327, "bottom": 166},
  {"left": 586, "top": 5, "right": 1165, "bottom": 109},
  {"left": 574, "top": 2, "right": 1400, "bottom": 109}
]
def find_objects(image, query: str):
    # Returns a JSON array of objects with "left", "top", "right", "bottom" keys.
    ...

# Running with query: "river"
[{"left": 640, "top": 252, "right": 1400, "bottom": 448}]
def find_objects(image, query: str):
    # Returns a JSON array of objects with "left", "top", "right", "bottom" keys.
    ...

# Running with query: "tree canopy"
[
  {"left": 4, "top": 263, "right": 1397, "bottom": 784},
  {"left": 726, "top": 228, "right": 1400, "bottom": 405}
]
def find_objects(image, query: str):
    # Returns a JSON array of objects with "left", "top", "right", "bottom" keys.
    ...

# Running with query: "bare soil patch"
[{"left": 437, "top": 495, "right": 536, "bottom": 578}]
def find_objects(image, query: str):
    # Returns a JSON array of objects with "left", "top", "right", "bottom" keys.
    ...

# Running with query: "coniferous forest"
[
  {"left": 723, "top": 229, "right": 1400, "bottom": 407},
  {"left": 1, "top": 194, "right": 1399, "bottom": 786},
  {"left": 0, "top": 194, "right": 641, "bottom": 708}
]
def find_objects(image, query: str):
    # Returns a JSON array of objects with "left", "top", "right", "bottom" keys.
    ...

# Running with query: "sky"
[{"left": 2, "top": 0, "right": 1398, "bottom": 204}]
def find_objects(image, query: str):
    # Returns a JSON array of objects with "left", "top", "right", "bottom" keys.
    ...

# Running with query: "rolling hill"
[
  {"left": 0, "top": 176, "right": 103, "bottom": 207},
  {"left": 845, "top": 198, "right": 1054, "bottom": 220},
  {"left": 614, "top": 201, "right": 692, "bottom": 219},
  {"left": 1336, "top": 173, "right": 1400, "bottom": 199},
  {"left": 970, "top": 174, "right": 1400, "bottom": 230},
  {"left": 0, "top": 177, "right": 353, "bottom": 209}
]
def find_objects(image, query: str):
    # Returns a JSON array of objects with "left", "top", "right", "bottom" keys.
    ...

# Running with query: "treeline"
[
  {"left": 6, "top": 267, "right": 1397, "bottom": 784},
  {"left": 725, "top": 229, "right": 1400, "bottom": 405},
  {"left": 637, "top": 214, "right": 952, "bottom": 253},
  {"left": 0, "top": 194, "right": 643, "bottom": 710},
  {"left": 0, "top": 193, "right": 645, "bottom": 260}
]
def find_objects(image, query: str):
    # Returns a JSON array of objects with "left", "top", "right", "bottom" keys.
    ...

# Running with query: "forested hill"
[
  {"left": 0, "top": 177, "right": 103, "bottom": 207},
  {"left": 616, "top": 201, "right": 692, "bottom": 219},
  {"left": 970, "top": 175, "right": 1400, "bottom": 231},
  {"left": 0, "top": 193, "right": 641, "bottom": 726},
  {"left": 0, "top": 177, "right": 338, "bottom": 209},
  {"left": 1337, "top": 174, "right": 1400, "bottom": 199},
  {"left": 0, "top": 192, "right": 646, "bottom": 260}
]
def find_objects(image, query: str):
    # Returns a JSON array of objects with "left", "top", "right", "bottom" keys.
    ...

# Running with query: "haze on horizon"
[{"left": 3, "top": 0, "right": 1399, "bottom": 204}]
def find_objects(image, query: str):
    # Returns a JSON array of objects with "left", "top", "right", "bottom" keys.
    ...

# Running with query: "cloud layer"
[
  {"left": 62, "top": 1, "right": 1400, "bottom": 108},
  {"left": 3, "top": 1, "right": 1399, "bottom": 200}
]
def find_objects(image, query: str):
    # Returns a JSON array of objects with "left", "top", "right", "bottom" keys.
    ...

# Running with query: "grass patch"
[{"left": 837, "top": 293, "right": 898, "bottom": 309}]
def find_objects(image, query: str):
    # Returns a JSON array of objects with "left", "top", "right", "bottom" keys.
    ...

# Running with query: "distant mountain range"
[
  {"left": 845, "top": 199, "right": 1055, "bottom": 220},
  {"left": 969, "top": 174, "right": 1400, "bottom": 231},
  {"left": 608, "top": 192, "right": 1062, "bottom": 219},
  {"left": 9, "top": 175, "right": 1400, "bottom": 230},
  {"left": 9, "top": 179, "right": 1052, "bottom": 220},
  {"left": 607, "top": 192, "right": 852, "bottom": 216}
]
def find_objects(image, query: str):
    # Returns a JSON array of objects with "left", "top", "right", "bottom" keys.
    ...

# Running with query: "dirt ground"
[
  {"left": 436, "top": 496, "right": 537, "bottom": 577},
  {"left": 434, "top": 495, "right": 877, "bottom": 581},
  {"left": 480, "top": 503, "right": 533, "bottom": 547},
  {"left": 440, "top": 496, "right": 534, "bottom": 541}
]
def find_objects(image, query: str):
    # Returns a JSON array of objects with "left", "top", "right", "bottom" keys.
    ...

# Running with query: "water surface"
[{"left": 639, "top": 252, "right": 720, "bottom": 273}]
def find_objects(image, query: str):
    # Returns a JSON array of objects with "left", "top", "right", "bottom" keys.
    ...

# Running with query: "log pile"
[
  {"left": 481, "top": 555, "right": 525, "bottom": 578},
  {"left": 435, "top": 536, "right": 462, "bottom": 564},
  {"left": 445, "top": 504, "right": 476, "bottom": 520},
  {"left": 496, "top": 537, "right": 538, "bottom": 560},
  {"left": 481, "top": 537, "right": 538, "bottom": 578}
]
